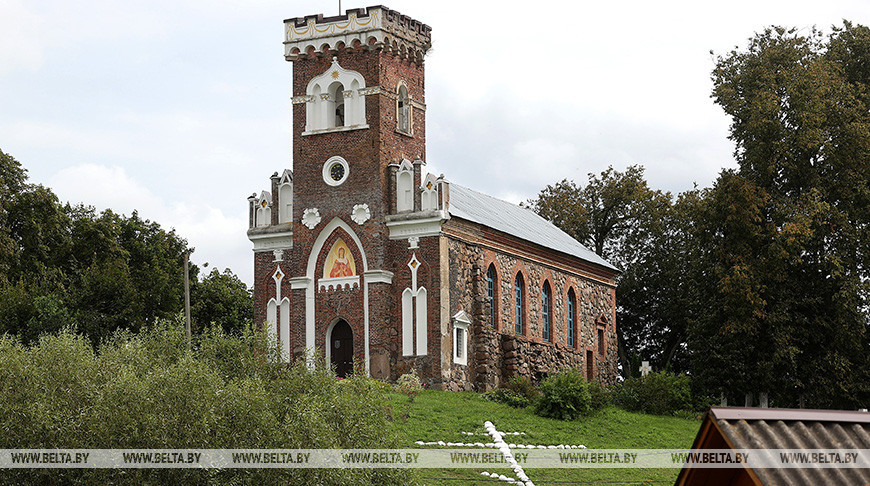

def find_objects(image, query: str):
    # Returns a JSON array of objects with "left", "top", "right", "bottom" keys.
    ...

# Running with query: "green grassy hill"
[{"left": 385, "top": 390, "right": 702, "bottom": 485}]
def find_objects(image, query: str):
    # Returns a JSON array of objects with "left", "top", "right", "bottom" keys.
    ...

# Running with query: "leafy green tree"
[
  {"left": 191, "top": 267, "right": 253, "bottom": 334},
  {"left": 530, "top": 166, "right": 692, "bottom": 376},
  {"left": 0, "top": 149, "right": 213, "bottom": 344},
  {"left": 696, "top": 22, "right": 870, "bottom": 408},
  {"left": 0, "top": 149, "right": 28, "bottom": 283}
]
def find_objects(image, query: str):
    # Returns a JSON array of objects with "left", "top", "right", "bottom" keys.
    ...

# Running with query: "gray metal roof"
[{"left": 446, "top": 182, "right": 618, "bottom": 272}]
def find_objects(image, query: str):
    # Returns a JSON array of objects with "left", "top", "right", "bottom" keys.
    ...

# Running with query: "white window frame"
[{"left": 452, "top": 310, "right": 471, "bottom": 366}]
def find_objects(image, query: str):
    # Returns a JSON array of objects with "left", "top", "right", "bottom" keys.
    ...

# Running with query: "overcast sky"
[{"left": 1, "top": 0, "right": 867, "bottom": 285}]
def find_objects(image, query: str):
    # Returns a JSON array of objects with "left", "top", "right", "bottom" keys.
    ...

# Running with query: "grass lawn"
[{"left": 384, "top": 390, "right": 702, "bottom": 485}]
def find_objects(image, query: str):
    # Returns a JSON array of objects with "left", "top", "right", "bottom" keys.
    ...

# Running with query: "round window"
[{"left": 322, "top": 156, "right": 349, "bottom": 186}]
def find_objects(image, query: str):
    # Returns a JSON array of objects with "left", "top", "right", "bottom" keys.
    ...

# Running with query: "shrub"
[
  {"left": 0, "top": 321, "right": 413, "bottom": 485},
  {"left": 504, "top": 375, "right": 540, "bottom": 402},
  {"left": 588, "top": 380, "right": 611, "bottom": 411},
  {"left": 395, "top": 369, "right": 423, "bottom": 403},
  {"left": 533, "top": 369, "right": 592, "bottom": 420},
  {"left": 612, "top": 371, "right": 693, "bottom": 415},
  {"left": 483, "top": 388, "right": 532, "bottom": 408},
  {"left": 483, "top": 375, "right": 542, "bottom": 408}
]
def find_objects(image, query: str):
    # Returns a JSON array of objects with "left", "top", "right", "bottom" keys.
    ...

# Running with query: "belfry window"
[
  {"left": 303, "top": 58, "right": 367, "bottom": 133},
  {"left": 329, "top": 82, "right": 345, "bottom": 128}
]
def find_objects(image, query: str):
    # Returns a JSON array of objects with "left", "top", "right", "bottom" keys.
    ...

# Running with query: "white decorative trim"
[
  {"left": 289, "top": 276, "right": 311, "bottom": 290},
  {"left": 272, "top": 266, "right": 285, "bottom": 301},
  {"left": 248, "top": 230, "right": 293, "bottom": 251},
  {"left": 305, "top": 218, "right": 369, "bottom": 374},
  {"left": 408, "top": 253, "right": 421, "bottom": 289},
  {"left": 303, "top": 58, "right": 366, "bottom": 131},
  {"left": 415, "top": 287, "right": 427, "bottom": 356},
  {"left": 402, "top": 253, "right": 427, "bottom": 356},
  {"left": 272, "top": 249, "right": 284, "bottom": 262},
  {"left": 402, "top": 288, "right": 414, "bottom": 356},
  {"left": 385, "top": 212, "right": 448, "bottom": 239},
  {"left": 363, "top": 270, "right": 394, "bottom": 285},
  {"left": 279, "top": 298, "right": 290, "bottom": 360},
  {"left": 291, "top": 95, "right": 314, "bottom": 104},
  {"left": 302, "top": 208, "right": 321, "bottom": 229},
  {"left": 284, "top": 7, "right": 430, "bottom": 61},
  {"left": 351, "top": 204, "right": 370, "bottom": 225},
  {"left": 358, "top": 87, "right": 381, "bottom": 96},
  {"left": 452, "top": 310, "right": 471, "bottom": 366},
  {"left": 407, "top": 236, "right": 419, "bottom": 249},
  {"left": 266, "top": 298, "right": 278, "bottom": 354},
  {"left": 323, "top": 156, "right": 349, "bottom": 186},
  {"left": 396, "top": 159, "right": 413, "bottom": 212},
  {"left": 318, "top": 276, "right": 360, "bottom": 292},
  {"left": 302, "top": 124, "right": 370, "bottom": 137}
]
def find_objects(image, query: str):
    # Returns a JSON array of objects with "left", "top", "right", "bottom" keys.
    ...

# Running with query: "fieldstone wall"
[{"left": 444, "top": 235, "right": 619, "bottom": 391}]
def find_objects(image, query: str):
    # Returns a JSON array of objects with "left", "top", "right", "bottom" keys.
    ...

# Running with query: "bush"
[
  {"left": 484, "top": 375, "right": 542, "bottom": 408},
  {"left": 483, "top": 388, "right": 532, "bottom": 408},
  {"left": 0, "top": 321, "right": 413, "bottom": 485},
  {"left": 504, "top": 375, "right": 540, "bottom": 401},
  {"left": 588, "top": 380, "right": 611, "bottom": 411},
  {"left": 395, "top": 370, "right": 423, "bottom": 399},
  {"left": 612, "top": 371, "right": 692, "bottom": 415},
  {"left": 533, "top": 369, "right": 592, "bottom": 420}
]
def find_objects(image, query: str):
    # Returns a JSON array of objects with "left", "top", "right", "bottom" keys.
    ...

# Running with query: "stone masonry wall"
[{"left": 444, "top": 232, "right": 618, "bottom": 391}]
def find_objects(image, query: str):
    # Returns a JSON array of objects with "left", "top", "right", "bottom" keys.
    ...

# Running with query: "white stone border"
[{"left": 322, "top": 156, "right": 349, "bottom": 186}]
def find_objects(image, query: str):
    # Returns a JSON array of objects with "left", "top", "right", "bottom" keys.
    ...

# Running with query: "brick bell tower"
[{"left": 248, "top": 6, "right": 434, "bottom": 379}]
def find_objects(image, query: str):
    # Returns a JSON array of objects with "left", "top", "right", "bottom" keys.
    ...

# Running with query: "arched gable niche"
[{"left": 308, "top": 218, "right": 368, "bottom": 286}]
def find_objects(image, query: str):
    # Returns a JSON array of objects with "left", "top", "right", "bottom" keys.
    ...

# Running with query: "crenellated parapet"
[{"left": 283, "top": 5, "right": 432, "bottom": 63}]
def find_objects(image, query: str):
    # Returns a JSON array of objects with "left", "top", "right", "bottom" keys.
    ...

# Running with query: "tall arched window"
[
  {"left": 567, "top": 289, "right": 576, "bottom": 347},
  {"left": 397, "top": 83, "right": 410, "bottom": 133},
  {"left": 514, "top": 273, "right": 524, "bottom": 335},
  {"left": 542, "top": 282, "right": 551, "bottom": 342},
  {"left": 486, "top": 264, "right": 496, "bottom": 327}
]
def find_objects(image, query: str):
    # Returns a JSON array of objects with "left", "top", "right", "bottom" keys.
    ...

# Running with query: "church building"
[{"left": 246, "top": 6, "right": 619, "bottom": 390}]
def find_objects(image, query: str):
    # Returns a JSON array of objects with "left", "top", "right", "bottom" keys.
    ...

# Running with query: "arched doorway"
[{"left": 330, "top": 320, "right": 353, "bottom": 378}]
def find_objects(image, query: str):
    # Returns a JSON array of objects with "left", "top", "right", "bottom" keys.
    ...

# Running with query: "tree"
[
  {"left": 697, "top": 22, "right": 870, "bottom": 407},
  {"left": 191, "top": 268, "right": 253, "bottom": 334},
  {"left": 530, "top": 166, "right": 689, "bottom": 377},
  {"left": 0, "top": 150, "right": 31, "bottom": 284},
  {"left": 531, "top": 166, "right": 660, "bottom": 267}
]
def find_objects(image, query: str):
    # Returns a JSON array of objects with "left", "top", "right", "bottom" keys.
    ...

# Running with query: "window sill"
[
  {"left": 395, "top": 128, "right": 414, "bottom": 138},
  {"left": 302, "top": 124, "right": 369, "bottom": 136}
]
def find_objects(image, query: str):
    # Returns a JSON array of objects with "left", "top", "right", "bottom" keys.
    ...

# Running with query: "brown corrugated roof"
[{"left": 677, "top": 407, "right": 870, "bottom": 486}]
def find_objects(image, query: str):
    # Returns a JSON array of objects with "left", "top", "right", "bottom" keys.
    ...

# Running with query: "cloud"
[
  {"left": 48, "top": 164, "right": 252, "bottom": 283},
  {"left": 0, "top": 0, "right": 45, "bottom": 75}
]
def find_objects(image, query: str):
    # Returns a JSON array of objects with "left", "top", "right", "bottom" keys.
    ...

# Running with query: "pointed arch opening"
[
  {"left": 514, "top": 273, "right": 525, "bottom": 335},
  {"left": 542, "top": 281, "right": 552, "bottom": 342},
  {"left": 486, "top": 264, "right": 497, "bottom": 328},
  {"left": 567, "top": 288, "right": 577, "bottom": 348},
  {"left": 328, "top": 319, "right": 354, "bottom": 378}
]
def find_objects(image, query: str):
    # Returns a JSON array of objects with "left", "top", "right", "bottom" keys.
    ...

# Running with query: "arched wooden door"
[{"left": 330, "top": 320, "right": 353, "bottom": 378}]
